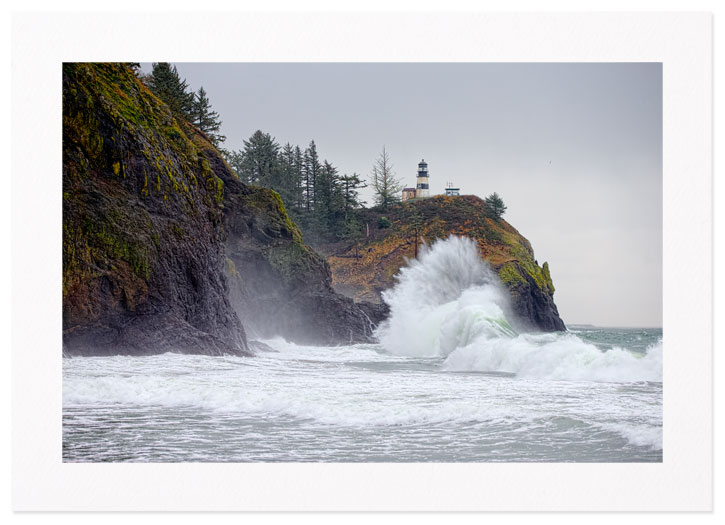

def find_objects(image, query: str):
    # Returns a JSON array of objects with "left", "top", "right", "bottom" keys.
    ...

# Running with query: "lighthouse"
[{"left": 416, "top": 159, "right": 430, "bottom": 198}]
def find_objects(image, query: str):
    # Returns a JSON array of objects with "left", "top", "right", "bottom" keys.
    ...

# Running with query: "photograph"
[{"left": 61, "top": 61, "right": 663, "bottom": 463}]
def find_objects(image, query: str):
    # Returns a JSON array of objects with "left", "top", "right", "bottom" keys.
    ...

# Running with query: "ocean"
[{"left": 63, "top": 237, "right": 662, "bottom": 462}]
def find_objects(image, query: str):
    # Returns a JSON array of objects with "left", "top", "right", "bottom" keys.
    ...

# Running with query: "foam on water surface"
[{"left": 63, "top": 237, "right": 662, "bottom": 462}]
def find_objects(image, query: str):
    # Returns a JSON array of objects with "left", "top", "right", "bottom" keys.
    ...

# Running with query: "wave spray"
[{"left": 375, "top": 236, "right": 662, "bottom": 382}]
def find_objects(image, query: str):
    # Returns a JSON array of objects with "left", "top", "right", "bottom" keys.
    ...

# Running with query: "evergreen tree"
[
  {"left": 278, "top": 143, "right": 303, "bottom": 210},
  {"left": 293, "top": 145, "right": 305, "bottom": 210},
  {"left": 314, "top": 160, "right": 344, "bottom": 233},
  {"left": 336, "top": 174, "right": 367, "bottom": 243},
  {"left": 484, "top": 192, "right": 507, "bottom": 220},
  {"left": 406, "top": 206, "right": 424, "bottom": 258},
  {"left": 146, "top": 62, "right": 195, "bottom": 121},
  {"left": 302, "top": 141, "right": 321, "bottom": 210},
  {"left": 339, "top": 173, "right": 366, "bottom": 217},
  {"left": 223, "top": 134, "right": 376, "bottom": 243},
  {"left": 225, "top": 149, "right": 246, "bottom": 182},
  {"left": 342, "top": 216, "right": 365, "bottom": 257},
  {"left": 191, "top": 86, "right": 226, "bottom": 148},
  {"left": 371, "top": 146, "right": 403, "bottom": 210},
  {"left": 237, "top": 130, "right": 280, "bottom": 186}
]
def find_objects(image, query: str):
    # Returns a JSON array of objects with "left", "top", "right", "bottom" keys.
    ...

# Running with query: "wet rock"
[{"left": 62, "top": 63, "right": 249, "bottom": 356}]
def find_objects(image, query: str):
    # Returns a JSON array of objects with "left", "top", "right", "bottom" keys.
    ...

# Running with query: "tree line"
[
  {"left": 133, "top": 63, "right": 400, "bottom": 242},
  {"left": 140, "top": 62, "right": 226, "bottom": 148},
  {"left": 132, "top": 63, "right": 507, "bottom": 242},
  {"left": 225, "top": 130, "right": 373, "bottom": 242}
]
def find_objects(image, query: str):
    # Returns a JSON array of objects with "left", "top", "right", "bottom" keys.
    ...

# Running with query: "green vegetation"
[
  {"left": 225, "top": 133, "right": 367, "bottom": 244},
  {"left": 484, "top": 192, "right": 507, "bottom": 221},
  {"left": 142, "top": 63, "right": 226, "bottom": 150},
  {"left": 228, "top": 130, "right": 282, "bottom": 189},
  {"left": 231, "top": 184, "right": 327, "bottom": 287},
  {"left": 63, "top": 62, "right": 556, "bottom": 332},
  {"left": 265, "top": 241, "right": 316, "bottom": 282},
  {"left": 62, "top": 63, "right": 228, "bottom": 303},
  {"left": 325, "top": 195, "right": 558, "bottom": 311},
  {"left": 190, "top": 86, "right": 226, "bottom": 148},
  {"left": 62, "top": 216, "right": 151, "bottom": 302},
  {"left": 370, "top": 146, "right": 403, "bottom": 210},
  {"left": 88, "top": 221, "right": 151, "bottom": 280},
  {"left": 498, "top": 262, "right": 527, "bottom": 287},
  {"left": 144, "top": 62, "right": 195, "bottom": 122},
  {"left": 378, "top": 216, "right": 392, "bottom": 229}
]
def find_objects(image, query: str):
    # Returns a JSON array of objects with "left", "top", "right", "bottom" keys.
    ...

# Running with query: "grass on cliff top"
[{"left": 324, "top": 195, "right": 555, "bottom": 300}]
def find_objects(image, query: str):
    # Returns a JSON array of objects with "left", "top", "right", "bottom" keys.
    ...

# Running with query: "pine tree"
[
  {"left": 278, "top": 143, "right": 303, "bottom": 210},
  {"left": 371, "top": 146, "right": 403, "bottom": 210},
  {"left": 191, "top": 86, "right": 226, "bottom": 148},
  {"left": 225, "top": 149, "right": 246, "bottom": 182},
  {"left": 146, "top": 62, "right": 195, "bottom": 121},
  {"left": 314, "top": 160, "right": 344, "bottom": 234},
  {"left": 293, "top": 145, "right": 305, "bottom": 210},
  {"left": 484, "top": 192, "right": 507, "bottom": 220},
  {"left": 406, "top": 206, "right": 424, "bottom": 258},
  {"left": 237, "top": 130, "right": 280, "bottom": 186},
  {"left": 339, "top": 173, "right": 366, "bottom": 217},
  {"left": 342, "top": 216, "right": 365, "bottom": 257},
  {"left": 302, "top": 141, "right": 321, "bottom": 210}
]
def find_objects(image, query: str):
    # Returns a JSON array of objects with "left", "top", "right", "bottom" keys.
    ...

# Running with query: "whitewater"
[{"left": 63, "top": 236, "right": 662, "bottom": 462}]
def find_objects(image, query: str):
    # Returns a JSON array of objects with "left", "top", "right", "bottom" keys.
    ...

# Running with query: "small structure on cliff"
[
  {"left": 416, "top": 159, "right": 430, "bottom": 198},
  {"left": 401, "top": 159, "right": 432, "bottom": 201},
  {"left": 401, "top": 187, "right": 417, "bottom": 202},
  {"left": 445, "top": 182, "right": 460, "bottom": 196}
]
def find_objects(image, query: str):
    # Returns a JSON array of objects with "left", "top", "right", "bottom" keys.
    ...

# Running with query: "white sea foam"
[
  {"left": 376, "top": 235, "right": 663, "bottom": 382},
  {"left": 595, "top": 421, "right": 663, "bottom": 450},
  {"left": 63, "top": 235, "right": 662, "bottom": 461},
  {"left": 376, "top": 236, "right": 514, "bottom": 357},
  {"left": 63, "top": 338, "right": 662, "bottom": 460},
  {"left": 62, "top": 350, "right": 530, "bottom": 427},
  {"left": 443, "top": 336, "right": 663, "bottom": 382}
]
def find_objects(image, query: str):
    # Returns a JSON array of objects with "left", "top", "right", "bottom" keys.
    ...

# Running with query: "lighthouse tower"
[{"left": 416, "top": 159, "right": 430, "bottom": 198}]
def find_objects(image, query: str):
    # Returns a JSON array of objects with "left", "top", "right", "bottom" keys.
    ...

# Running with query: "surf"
[{"left": 375, "top": 235, "right": 662, "bottom": 382}]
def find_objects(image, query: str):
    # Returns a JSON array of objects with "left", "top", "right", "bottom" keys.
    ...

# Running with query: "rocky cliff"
[
  {"left": 63, "top": 63, "right": 249, "bottom": 356},
  {"left": 324, "top": 196, "right": 566, "bottom": 332},
  {"left": 195, "top": 126, "right": 387, "bottom": 345},
  {"left": 62, "top": 63, "right": 383, "bottom": 356}
]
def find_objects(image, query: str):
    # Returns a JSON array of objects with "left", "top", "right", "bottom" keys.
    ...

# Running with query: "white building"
[
  {"left": 445, "top": 182, "right": 460, "bottom": 196},
  {"left": 415, "top": 159, "right": 430, "bottom": 198}
]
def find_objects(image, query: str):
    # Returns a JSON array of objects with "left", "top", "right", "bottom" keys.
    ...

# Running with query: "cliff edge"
[
  {"left": 325, "top": 196, "right": 566, "bottom": 332},
  {"left": 62, "top": 63, "right": 384, "bottom": 356},
  {"left": 63, "top": 63, "right": 248, "bottom": 355}
]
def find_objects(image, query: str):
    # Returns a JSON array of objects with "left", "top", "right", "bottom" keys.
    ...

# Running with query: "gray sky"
[{"left": 141, "top": 63, "right": 662, "bottom": 327}]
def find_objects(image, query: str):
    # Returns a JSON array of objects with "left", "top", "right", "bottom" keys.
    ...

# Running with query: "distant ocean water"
[{"left": 63, "top": 238, "right": 662, "bottom": 462}]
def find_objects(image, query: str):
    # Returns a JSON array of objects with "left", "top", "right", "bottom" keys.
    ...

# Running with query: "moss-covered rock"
[
  {"left": 324, "top": 195, "right": 565, "bottom": 332},
  {"left": 63, "top": 63, "right": 248, "bottom": 355},
  {"left": 217, "top": 169, "right": 387, "bottom": 344},
  {"left": 63, "top": 63, "right": 386, "bottom": 354}
]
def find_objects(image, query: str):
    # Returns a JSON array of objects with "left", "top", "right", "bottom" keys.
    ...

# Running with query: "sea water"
[{"left": 63, "top": 237, "right": 662, "bottom": 462}]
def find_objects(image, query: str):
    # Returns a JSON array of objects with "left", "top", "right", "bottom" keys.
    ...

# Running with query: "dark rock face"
[
  {"left": 216, "top": 170, "right": 387, "bottom": 345},
  {"left": 502, "top": 262, "right": 566, "bottom": 332},
  {"left": 62, "top": 64, "right": 249, "bottom": 356},
  {"left": 62, "top": 63, "right": 387, "bottom": 355}
]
